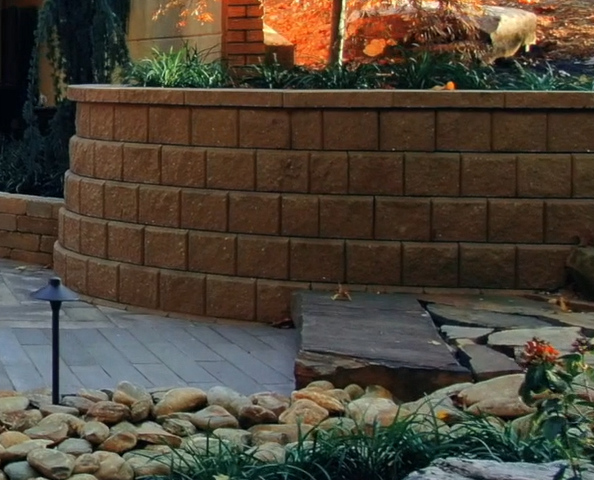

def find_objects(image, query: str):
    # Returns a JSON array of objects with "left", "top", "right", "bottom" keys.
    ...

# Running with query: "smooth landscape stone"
[
  {"left": 27, "top": 449, "right": 74, "bottom": 480},
  {"left": 291, "top": 389, "right": 345, "bottom": 413},
  {"left": 278, "top": 399, "right": 329, "bottom": 425},
  {"left": 440, "top": 325, "right": 494, "bottom": 342},
  {"left": 98, "top": 432, "right": 137, "bottom": 454},
  {"left": 135, "top": 422, "right": 182, "bottom": 448},
  {"left": 326, "top": 389, "right": 350, "bottom": 403},
  {"left": 162, "top": 418, "right": 196, "bottom": 437},
  {"left": 249, "top": 424, "right": 314, "bottom": 446},
  {"left": 39, "top": 405, "right": 80, "bottom": 417},
  {"left": 4, "top": 461, "right": 39, "bottom": 480},
  {"left": 346, "top": 398, "right": 408, "bottom": 429},
  {"left": 488, "top": 327, "right": 583, "bottom": 355},
  {"left": 153, "top": 388, "right": 207, "bottom": 417},
  {"left": 112, "top": 383, "right": 151, "bottom": 407},
  {"left": 191, "top": 405, "right": 239, "bottom": 431},
  {"left": 246, "top": 442, "right": 285, "bottom": 463},
  {"left": 61, "top": 396, "right": 96, "bottom": 415},
  {"left": 212, "top": 428, "right": 252, "bottom": 450},
  {"left": 129, "top": 399, "right": 152, "bottom": 423},
  {"left": 57, "top": 439, "right": 93, "bottom": 456},
  {"left": 344, "top": 384, "right": 364, "bottom": 400},
  {"left": 0, "top": 411, "right": 42, "bottom": 432},
  {"left": 316, "top": 417, "right": 357, "bottom": 436},
  {"left": 305, "top": 380, "right": 334, "bottom": 391},
  {"left": 122, "top": 451, "right": 170, "bottom": 477},
  {"left": 0, "top": 397, "right": 29, "bottom": 414},
  {"left": 207, "top": 387, "right": 252, "bottom": 417},
  {"left": 466, "top": 397, "right": 534, "bottom": 418},
  {"left": 73, "top": 454, "right": 100, "bottom": 474},
  {"left": 456, "top": 342, "right": 522, "bottom": 381},
  {"left": 428, "top": 304, "right": 551, "bottom": 330},
  {"left": 77, "top": 390, "right": 109, "bottom": 403},
  {"left": 294, "top": 292, "right": 471, "bottom": 402},
  {"left": 456, "top": 374, "right": 524, "bottom": 407},
  {"left": 38, "top": 414, "right": 85, "bottom": 436},
  {"left": 0, "top": 440, "right": 53, "bottom": 462},
  {"left": 181, "top": 436, "right": 228, "bottom": 455},
  {"left": 0, "top": 432, "right": 30, "bottom": 448},
  {"left": 92, "top": 451, "right": 134, "bottom": 480},
  {"left": 402, "top": 457, "right": 594, "bottom": 480},
  {"left": 401, "top": 396, "right": 463, "bottom": 425},
  {"left": 24, "top": 423, "right": 68, "bottom": 444},
  {"left": 238, "top": 405, "right": 277, "bottom": 428},
  {"left": 81, "top": 422, "right": 110, "bottom": 446},
  {"left": 86, "top": 402, "right": 130, "bottom": 425},
  {"left": 249, "top": 393, "right": 290, "bottom": 416},
  {"left": 362, "top": 385, "right": 393, "bottom": 400}
]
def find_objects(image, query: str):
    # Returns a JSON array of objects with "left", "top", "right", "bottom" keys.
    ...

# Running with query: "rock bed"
[{"left": 0, "top": 374, "right": 591, "bottom": 480}]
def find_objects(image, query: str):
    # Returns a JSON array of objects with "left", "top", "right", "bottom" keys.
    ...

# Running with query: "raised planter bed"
[{"left": 56, "top": 85, "right": 594, "bottom": 322}]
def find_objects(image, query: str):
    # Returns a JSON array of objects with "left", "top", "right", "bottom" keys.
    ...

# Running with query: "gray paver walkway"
[{"left": 0, "top": 259, "right": 297, "bottom": 395}]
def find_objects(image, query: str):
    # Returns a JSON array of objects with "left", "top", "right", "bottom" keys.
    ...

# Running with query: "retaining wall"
[{"left": 56, "top": 85, "right": 594, "bottom": 322}]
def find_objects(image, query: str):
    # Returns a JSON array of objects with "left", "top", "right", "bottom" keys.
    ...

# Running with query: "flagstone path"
[{"left": 0, "top": 259, "right": 297, "bottom": 395}]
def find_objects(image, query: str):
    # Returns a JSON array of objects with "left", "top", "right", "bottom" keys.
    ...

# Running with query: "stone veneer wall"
[
  {"left": 0, "top": 192, "right": 62, "bottom": 266},
  {"left": 56, "top": 85, "right": 594, "bottom": 322}
]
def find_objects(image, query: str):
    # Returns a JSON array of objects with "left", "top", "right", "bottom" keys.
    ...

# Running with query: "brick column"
[{"left": 224, "top": 0, "right": 266, "bottom": 65}]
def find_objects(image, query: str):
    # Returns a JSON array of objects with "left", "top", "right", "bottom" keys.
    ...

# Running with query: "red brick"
[
  {"left": 138, "top": 186, "right": 181, "bottom": 228},
  {"left": 375, "top": 198, "right": 430, "bottom": 241},
  {"left": 79, "top": 217, "right": 107, "bottom": 258},
  {"left": 26, "top": 199, "right": 59, "bottom": 219},
  {"left": 488, "top": 199, "right": 544, "bottom": 243},
  {"left": 160, "top": 270, "right": 205, "bottom": 315},
  {"left": 53, "top": 243, "right": 66, "bottom": 277},
  {"left": 237, "top": 236, "right": 288, "bottom": 279},
  {"left": 323, "top": 111, "right": 378, "bottom": 151},
  {"left": 119, "top": 264, "right": 159, "bottom": 309},
  {"left": 87, "top": 258, "right": 119, "bottom": 301},
  {"left": 181, "top": 190, "right": 228, "bottom": 232},
  {"left": 64, "top": 173, "right": 81, "bottom": 214},
  {"left": 10, "top": 250, "right": 52, "bottom": 266},
  {"left": 104, "top": 183, "right": 138, "bottom": 222},
  {"left": 89, "top": 104, "right": 114, "bottom": 141},
  {"left": 114, "top": 105, "right": 148, "bottom": 143},
  {"left": 188, "top": 232, "right": 236, "bottom": 275},
  {"left": 227, "top": 43, "right": 266, "bottom": 55},
  {"left": 405, "top": 153, "right": 460, "bottom": 196},
  {"left": 228, "top": 5, "right": 246, "bottom": 16},
  {"left": 545, "top": 200, "right": 594, "bottom": 243},
  {"left": 281, "top": 195, "right": 319, "bottom": 237},
  {"left": 107, "top": 222, "right": 144, "bottom": 264},
  {"left": 517, "top": 245, "right": 570, "bottom": 290},
  {"left": 62, "top": 212, "right": 80, "bottom": 252},
  {"left": 402, "top": 243, "right": 458, "bottom": 287},
  {"left": 291, "top": 111, "right": 322, "bottom": 150},
  {"left": 66, "top": 253, "right": 87, "bottom": 293},
  {"left": 161, "top": 146, "right": 205, "bottom": 188},
  {"left": 76, "top": 103, "right": 91, "bottom": 137},
  {"left": 310, "top": 152, "right": 348, "bottom": 194},
  {"left": 246, "top": 29, "right": 264, "bottom": 41},
  {"left": 517, "top": 154, "right": 571, "bottom": 197},
  {"left": 206, "top": 149, "right": 255, "bottom": 190},
  {"left": 149, "top": 106, "right": 190, "bottom": 145},
  {"left": 40, "top": 236, "right": 57, "bottom": 253},
  {"left": 206, "top": 275, "right": 256, "bottom": 321},
  {"left": 573, "top": 154, "right": 594, "bottom": 198},
  {"left": 0, "top": 196, "right": 27, "bottom": 215},
  {"left": 17, "top": 216, "right": 58, "bottom": 236},
  {"left": 123, "top": 144, "right": 161, "bottom": 184},
  {"left": 144, "top": 227, "right": 187, "bottom": 269},
  {"left": 320, "top": 196, "right": 373, "bottom": 239},
  {"left": 246, "top": 5, "right": 262, "bottom": 16},
  {"left": 380, "top": 111, "right": 435, "bottom": 151},
  {"left": 0, "top": 231, "right": 39, "bottom": 251},
  {"left": 239, "top": 110, "right": 290, "bottom": 148},
  {"left": 290, "top": 239, "right": 344, "bottom": 282},
  {"left": 459, "top": 244, "right": 516, "bottom": 289},
  {"left": 436, "top": 111, "right": 491, "bottom": 151},
  {"left": 492, "top": 112, "right": 547, "bottom": 152},
  {"left": 93, "top": 141, "right": 123, "bottom": 181},
  {"left": 227, "top": 18, "right": 263, "bottom": 30},
  {"left": 348, "top": 152, "right": 403, "bottom": 195},
  {"left": 347, "top": 241, "right": 401, "bottom": 284},
  {"left": 227, "top": 31, "right": 246, "bottom": 42},
  {"left": 461, "top": 154, "right": 517, "bottom": 197},
  {"left": 256, "top": 151, "right": 309, "bottom": 193},
  {"left": 79, "top": 179, "right": 105, "bottom": 218},
  {"left": 69, "top": 136, "right": 95, "bottom": 177},
  {"left": 191, "top": 108, "right": 238, "bottom": 147},
  {"left": 229, "top": 192, "right": 280, "bottom": 234},
  {"left": 256, "top": 279, "right": 309, "bottom": 323},
  {"left": 0, "top": 214, "right": 17, "bottom": 231},
  {"left": 548, "top": 112, "right": 594, "bottom": 152},
  {"left": 432, "top": 199, "right": 487, "bottom": 242}
]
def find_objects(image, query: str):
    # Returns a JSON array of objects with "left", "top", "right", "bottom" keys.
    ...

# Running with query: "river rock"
[
  {"left": 467, "top": 396, "right": 534, "bottom": 418},
  {"left": 86, "top": 402, "right": 130, "bottom": 425},
  {"left": 346, "top": 398, "right": 407, "bottom": 428},
  {"left": 73, "top": 454, "right": 100, "bottom": 474},
  {"left": 207, "top": 386, "right": 252, "bottom": 416},
  {"left": 306, "top": 380, "right": 334, "bottom": 390},
  {"left": 38, "top": 414, "right": 85, "bottom": 436},
  {"left": 77, "top": 390, "right": 109, "bottom": 403},
  {"left": 69, "top": 475, "right": 98, "bottom": 480},
  {"left": 153, "top": 388, "right": 207, "bottom": 417},
  {"left": 249, "top": 424, "right": 313, "bottom": 446},
  {"left": 317, "top": 417, "right": 358, "bottom": 436},
  {"left": 81, "top": 422, "right": 110, "bottom": 446},
  {"left": 61, "top": 397, "right": 96, "bottom": 415},
  {"left": 57, "top": 439, "right": 93, "bottom": 457},
  {"left": 238, "top": 405, "right": 277, "bottom": 428},
  {"left": 4, "top": 461, "right": 39, "bottom": 480},
  {"left": 24, "top": 422, "right": 68, "bottom": 444},
  {"left": 279, "top": 399, "right": 329, "bottom": 425},
  {"left": 326, "top": 389, "right": 351, "bottom": 403},
  {"left": 123, "top": 450, "right": 170, "bottom": 477},
  {"left": 401, "top": 396, "right": 463, "bottom": 424},
  {"left": 191, "top": 405, "right": 239, "bottom": 431},
  {"left": 98, "top": 432, "right": 137, "bottom": 454},
  {"left": 0, "top": 432, "right": 30, "bottom": 448},
  {"left": 247, "top": 442, "right": 285, "bottom": 463},
  {"left": 291, "top": 390, "right": 345, "bottom": 413},
  {"left": 0, "top": 397, "right": 29, "bottom": 414},
  {"left": 0, "top": 411, "right": 43, "bottom": 432},
  {"left": 129, "top": 399, "right": 152, "bottom": 423},
  {"left": 136, "top": 422, "right": 182, "bottom": 448},
  {"left": 0, "top": 440, "right": 53, "bottom": 462},
  {"left": 92, "top": 451, "right": 134, "bottom": 480},
  {"left": 212, "top": 428, "right": 252, "bottom": 450},
  {"left": 110, "top": 422, "right": 136, "bottom": 436},
  {"left": 362, "top": 385, "right": 394, "bottom": 400},
  {"left": 181, "top": 435, "right": 228, "bottom": 455},
  {"left": 27, "top": 449, "right": 74, "bottom": 480},
  {"left": 249, "top": 392, "right": 290, "bottom": 416},
  {"left": 162, "top": 418, "right": 196, "bottom": 437},
  {"left": 456, "top": 374, "right": 525, "bottom": 407},
  {"left": 112, "top": 383, "right": 151, "bottom": 407},
  {"left": 39, "top": 405, "right": 80, "bottom": 417}
]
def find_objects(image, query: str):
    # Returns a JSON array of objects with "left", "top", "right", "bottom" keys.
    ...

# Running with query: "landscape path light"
[{"left": 31, "top": 277, "right": 79, "bottom": 404}]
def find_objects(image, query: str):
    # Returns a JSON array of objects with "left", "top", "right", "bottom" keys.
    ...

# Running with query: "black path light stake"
[{"left": 31, "top": 277, "right": 79, "bottom": 404}]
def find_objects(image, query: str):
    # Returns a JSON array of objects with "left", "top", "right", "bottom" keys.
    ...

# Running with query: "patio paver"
[{"left": 0, "top": 259, "right": 298, "bottom": 395}]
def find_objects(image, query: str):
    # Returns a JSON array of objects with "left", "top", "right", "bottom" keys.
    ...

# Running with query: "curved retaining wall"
[{"left": 56, "top": 85, "right": 594, "bottom": 322}]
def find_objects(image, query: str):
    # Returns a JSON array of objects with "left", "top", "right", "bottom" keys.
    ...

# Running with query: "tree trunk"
[{"left": 328, "top": 0, "right": 347, "bottom": 65}]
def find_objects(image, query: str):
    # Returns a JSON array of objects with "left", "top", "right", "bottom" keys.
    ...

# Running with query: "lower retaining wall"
[{"left": 0, "top": 193, "right": 62, "bottom": 266}]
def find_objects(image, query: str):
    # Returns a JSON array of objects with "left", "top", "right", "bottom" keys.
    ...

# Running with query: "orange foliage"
[{"left": 153, "top": 0, "right": 217, "bottom": 27}]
